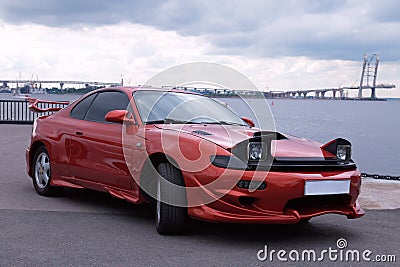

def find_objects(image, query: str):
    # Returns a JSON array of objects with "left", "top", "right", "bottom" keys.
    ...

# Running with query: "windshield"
[{"left": 133, "top": 90, "right": 246, "bottom": 126}]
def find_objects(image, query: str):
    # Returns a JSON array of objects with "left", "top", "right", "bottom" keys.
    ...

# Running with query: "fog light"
[
  {"left": 238, "top": 196, "right": 256, "bottom": 206},
  {"left": 237, "top": 180, "right": 267, "bottom": 190}
]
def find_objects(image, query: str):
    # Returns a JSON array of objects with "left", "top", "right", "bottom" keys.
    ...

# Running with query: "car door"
[{"left": 69, "top": 90, "right": 133, "bottom": 190}]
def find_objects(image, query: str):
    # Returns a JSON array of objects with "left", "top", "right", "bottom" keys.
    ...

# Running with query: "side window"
[
  {"left": 70, "top": 93, "right": 97, "bottom": 120},
  {"left": 84, "top": 91, "right": 130, "bottom": 123}
]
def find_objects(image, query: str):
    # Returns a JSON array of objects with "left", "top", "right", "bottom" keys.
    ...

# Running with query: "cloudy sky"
[{"left": 0, "top": 0, "right": 399, "bottom": 97}]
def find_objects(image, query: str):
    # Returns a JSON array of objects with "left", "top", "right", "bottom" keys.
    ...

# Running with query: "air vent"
[{"left": 192, "top": 130, "right": 212, "bottom": 136}]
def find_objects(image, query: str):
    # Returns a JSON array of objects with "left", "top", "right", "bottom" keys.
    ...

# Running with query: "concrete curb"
[{"left": 359, "top": 178, "right": 400, "bottom": 209}]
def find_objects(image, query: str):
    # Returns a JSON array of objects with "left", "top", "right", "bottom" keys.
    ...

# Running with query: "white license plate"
[{"left": 304, "top": 180, "right": 350, "bottom": 196}]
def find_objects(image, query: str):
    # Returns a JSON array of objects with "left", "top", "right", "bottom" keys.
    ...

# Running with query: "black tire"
[
  {"left": 298, "top": 218, "right": 311, "bottom": 224},
  {"left": 32, "top": 146, "right": 62, "bottom": 196},
  {"left": 155, "top": 162, "right": 187, "bottom": 235}
]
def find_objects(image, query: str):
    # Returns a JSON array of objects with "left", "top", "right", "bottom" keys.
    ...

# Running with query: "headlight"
[
  {"left": 337, "top": 145, "right": 351, "bottom": 161},
  {"left": 322, "top": 138, "right": 352, "bottom": 162},
  {"left": 248, "top": 142, "right": 264, "bottom": 161}
]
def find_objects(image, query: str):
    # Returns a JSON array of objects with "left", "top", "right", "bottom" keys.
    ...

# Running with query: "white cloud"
[
  {"left": 0, "top": 21, "right": 399, "bottom": 97},
  {"left": 0, "top": 22, "right": 211, "bottom": 83},
  {"left": 2, "top": 1, "right": 400, "bottom": 61}
]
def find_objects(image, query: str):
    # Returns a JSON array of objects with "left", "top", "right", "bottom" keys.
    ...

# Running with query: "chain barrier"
[{"left": 361, "top": 173, "right": 400, "bottom": 181}]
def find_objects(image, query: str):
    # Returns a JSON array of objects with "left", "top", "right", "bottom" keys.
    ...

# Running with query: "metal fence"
[{"left": 0, "top": 99, "right": 69, "bottom": 124}]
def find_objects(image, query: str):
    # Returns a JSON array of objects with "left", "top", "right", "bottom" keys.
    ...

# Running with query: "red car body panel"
[{"left": 26, "top": 86, "right": 364, "bottom": 224}]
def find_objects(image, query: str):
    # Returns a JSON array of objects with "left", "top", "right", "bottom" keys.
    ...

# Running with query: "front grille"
[{"left": 247, "top": 159, "right": 357, "bottom": 172}]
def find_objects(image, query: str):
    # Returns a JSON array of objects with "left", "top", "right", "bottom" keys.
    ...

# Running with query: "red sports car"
[{"left": 26, "top": 87, "right": 364, "bottom": 234}]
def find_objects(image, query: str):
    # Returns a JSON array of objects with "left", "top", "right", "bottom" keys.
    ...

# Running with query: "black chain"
[{"left": 361, "top": 173, "right": 400, "bottom": 181}]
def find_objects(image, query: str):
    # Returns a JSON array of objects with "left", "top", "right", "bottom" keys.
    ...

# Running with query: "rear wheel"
[
  {"left": 32, "top": 146, "right": 62, "bottom": 196},
  {"left": 155, "top": 162, "right": 187, "bottom": 235}
]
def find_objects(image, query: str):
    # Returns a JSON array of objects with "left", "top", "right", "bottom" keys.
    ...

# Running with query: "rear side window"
[
  {"left": 70, "top": 93, "right": 97, "bottom": 120},
  {"left": 85, "top": 91, "right": 130, "bottom": 123}
]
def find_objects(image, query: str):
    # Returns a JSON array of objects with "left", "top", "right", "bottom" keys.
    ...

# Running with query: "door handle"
[{"left": 75, "top": 131, "right": 83, "bottom": 136}]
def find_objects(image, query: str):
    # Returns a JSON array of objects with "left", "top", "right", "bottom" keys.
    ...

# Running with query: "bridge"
[
  {"left": 268, "top": 84, "right": 396, "bottom": 99},
  {"left": 268, "top": 54, "right": 395, "bottom": 100},
  {"left": 164, "top": 54, "right": 395, "bottom": 100}
]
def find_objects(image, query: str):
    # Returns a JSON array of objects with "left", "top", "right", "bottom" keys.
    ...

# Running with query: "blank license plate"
[{"left": 305, "top": 180, "right": 350, "bottom": 195}]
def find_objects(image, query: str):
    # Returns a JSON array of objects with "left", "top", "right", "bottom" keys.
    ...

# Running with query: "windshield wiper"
[
  {"left": 145, "top": 118, "right": 200, "bottom": 125},
  {"left": 203, "top": 120, "right": 246, "bottom": 126},
  {"left": 220, "top": 121, "right": 246, "bottom": 126},
  {"left": 146, "top": 118, "right": 245, "bottom": 126}
]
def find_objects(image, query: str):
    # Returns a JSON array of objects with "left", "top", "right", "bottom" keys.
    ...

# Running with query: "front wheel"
[
  {"left": 298, "top": 218, "right": 311, "bottom": 224},
  {"left": 155, "top": 162, "right": 187, "bottom": 235},
  {"left": 32, "top": 146, "right": 62, "bottom": 196}
]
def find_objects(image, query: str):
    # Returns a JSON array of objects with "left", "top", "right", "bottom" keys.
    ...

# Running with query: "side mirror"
[
  {"left": 241, "top": 117, "right": 255, "bottom": 128},
  {"left": 105, "top": 110, "right": 136, "bottom": 125}
]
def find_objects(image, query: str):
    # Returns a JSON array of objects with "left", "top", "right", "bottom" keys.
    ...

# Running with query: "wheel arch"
[
  {"left": 28, "top": 140, "right": 48, "bottom": 178},
  {"left": 139, "top": 152, "right": 185, "bottom": 201}
]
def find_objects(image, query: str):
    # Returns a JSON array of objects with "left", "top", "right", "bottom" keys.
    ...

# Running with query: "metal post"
[
  {"left": 358, "top": 54, "right": 367, "bottom": 98},
  {"left": 371, "top": 55, "right": 379, "bottom": 99}
]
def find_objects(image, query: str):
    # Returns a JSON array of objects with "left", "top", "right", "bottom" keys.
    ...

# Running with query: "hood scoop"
[
  {"left": 253, "top": 131, "right": 287, "bottom": 140},
  {"left": 192, "top": 130, "right": 212, "bottom": 136}
]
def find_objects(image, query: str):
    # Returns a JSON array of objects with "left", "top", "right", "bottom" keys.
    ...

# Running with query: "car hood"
[{"left": 153, "top": 124, "right": 332, "bottom": 159}]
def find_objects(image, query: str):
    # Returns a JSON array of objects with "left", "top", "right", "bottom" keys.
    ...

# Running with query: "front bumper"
[{"left": 185, "top": 168, "right": 364, "bottom": 223}]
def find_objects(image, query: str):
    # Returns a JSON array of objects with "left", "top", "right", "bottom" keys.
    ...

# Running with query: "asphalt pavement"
[{"left": 0, "top": 125, "right": 398, "bottom": 266}]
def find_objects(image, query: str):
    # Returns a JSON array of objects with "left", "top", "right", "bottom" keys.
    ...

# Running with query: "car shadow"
[
  {"left": 185, "top": 219, "right": 358, "bottom": 247},
  {"left": 60, "top": 188, "right": 154, "bottom": 219},
  {"left": 58, "top": 187, "right": 359, "bottom": 247}
]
